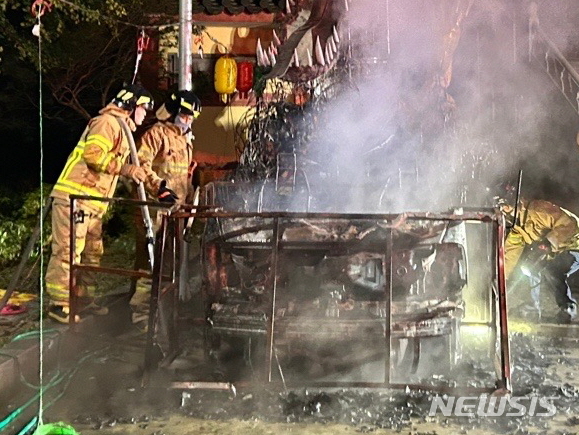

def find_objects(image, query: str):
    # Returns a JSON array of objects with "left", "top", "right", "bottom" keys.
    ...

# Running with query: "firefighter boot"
[{"left": 48, "top": 305, "right": 82, "bottom": 324}]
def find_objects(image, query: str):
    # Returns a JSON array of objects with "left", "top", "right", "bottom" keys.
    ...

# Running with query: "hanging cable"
[
  {"left": 31, "top": 0, "right": 49, "bottom": 428},
  {"left": 56, "top": 0, "right": 179, "bottom": 30},
  {"left": 39, "top": 0, "right": 235, "bottom": 53}
]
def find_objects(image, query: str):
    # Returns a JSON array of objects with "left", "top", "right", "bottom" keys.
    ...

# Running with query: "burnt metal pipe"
[
  {"left": 143, "top": 214, "right": 169, "bottom": 383},
  {"left": 266, "top": 218, "right": 281, "bottom": 382},
  {"left": 496, "top": 216, "right": 512, "bottom": 392}
]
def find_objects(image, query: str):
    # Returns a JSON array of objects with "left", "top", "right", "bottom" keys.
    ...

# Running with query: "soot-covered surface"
[{"left": 38, "top": 329, "right": 579, "bottom": 435}]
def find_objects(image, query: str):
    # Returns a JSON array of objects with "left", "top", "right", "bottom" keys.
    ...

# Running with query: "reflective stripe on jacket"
[
  {"left": 137, "top": 121, "right": 194, "bottom": 204},
  {"left": 504, "top": 199, "right": 579, "bottom": 278},
  {"left": 51, "top": 105, "right": 136, "bottom": 215}
]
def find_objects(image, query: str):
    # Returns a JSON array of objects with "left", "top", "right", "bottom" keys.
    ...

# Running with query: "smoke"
[{"left": 283, "top": 0, "right": 579, "bottom": 213}]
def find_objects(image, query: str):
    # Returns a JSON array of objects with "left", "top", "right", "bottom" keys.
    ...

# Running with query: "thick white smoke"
[{"left": 293, "top": 0, "right": 579, "bottom": 213}]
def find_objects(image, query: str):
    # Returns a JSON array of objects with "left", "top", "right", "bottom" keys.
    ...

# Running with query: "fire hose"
[{"left": 116, "top": 117, "right": 155, "bottom": 271}]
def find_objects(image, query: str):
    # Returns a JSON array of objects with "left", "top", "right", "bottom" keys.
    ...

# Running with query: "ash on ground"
[{"left": 67, "top": 333, "right": 579, "bottom": 434}]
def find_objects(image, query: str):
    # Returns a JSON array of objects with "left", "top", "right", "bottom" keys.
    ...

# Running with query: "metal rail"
[
  {"left": 67, "top": 196, "right": 173, "bottom": 325},
  {"left": 145, "top": 208, "right": 511, "bottom": 394},
  {"left": 62, "top": 195, "right": 511, "bottom": 393}
]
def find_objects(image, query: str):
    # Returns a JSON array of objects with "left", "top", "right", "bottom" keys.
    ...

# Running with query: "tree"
[
  {"left": 0, "top": 0, "right": 175, "bottom": 121},
  {"left": 0, "top": 0, "right": 177, "bottom": 186}
]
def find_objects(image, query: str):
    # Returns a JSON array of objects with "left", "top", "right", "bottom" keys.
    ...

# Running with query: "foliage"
[
  {"left": 0, "top": 182, "right": 140, "bottom": 266},
  {"left": 0, "top": 221, "right": 30, "bottom": 264},
  {"left": 0, "top": 184, "right": 52, "bottom": 265},
  {"left": 0, "top": 0, "right": 177, "bottom": 121}
]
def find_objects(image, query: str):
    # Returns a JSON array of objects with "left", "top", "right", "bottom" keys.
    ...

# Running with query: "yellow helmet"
[{"left": 112, "top": 84, "right": 154, "bottom": 111}]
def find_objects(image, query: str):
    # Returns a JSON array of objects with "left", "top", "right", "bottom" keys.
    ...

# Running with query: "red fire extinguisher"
[{"left": 236, "top": 61, "right": 254, "bottom": 99}]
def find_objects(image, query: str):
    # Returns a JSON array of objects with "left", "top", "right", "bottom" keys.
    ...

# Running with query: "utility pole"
[{"left": 179, "top": 0, "right": 193, "bottom": 90}]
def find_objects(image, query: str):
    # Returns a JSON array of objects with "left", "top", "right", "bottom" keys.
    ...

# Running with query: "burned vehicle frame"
[{"left": 141, "top": 199, "right": 511, "bottom": 394}]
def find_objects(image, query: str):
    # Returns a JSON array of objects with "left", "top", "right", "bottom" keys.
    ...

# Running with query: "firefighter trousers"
[
  {"left": 45, "top": 199, "right": 104, "bottom": 306},
  {"left": 541, "top": 250, "right": 579, "bottom": 311}
]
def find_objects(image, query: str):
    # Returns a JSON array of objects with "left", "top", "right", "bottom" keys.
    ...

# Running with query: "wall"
[{"left": 159, "top": 22, "right": 276, "bottom": 160}]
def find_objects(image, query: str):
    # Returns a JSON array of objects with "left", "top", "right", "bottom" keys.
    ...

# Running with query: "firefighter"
[
  {"left": 46, "top": 83, "right": 154, "bottom": 323},
  {"left": 498, "top": 195, "right": 579, "bottom": 322},
  {"left": 137, "top": 89, "right": 202, "bottom": 212},
  {"left": 128, "top": 90, "right": 202, "bottom": 308}
]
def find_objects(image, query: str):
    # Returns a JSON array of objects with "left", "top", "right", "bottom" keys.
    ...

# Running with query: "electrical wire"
[
  {"left": 0, "top": 350, "right": 61, "bottom": 391},
  {"left": 52, "top": 0, "right": 241, "bottom": 55},
  {"left": 0, "top": 346, "right": 110, "bottom": 433},
  {"left": 56, "top": 0, "right": 179, "bottom": 30},
  {"left": 16, "top": 416, "right": 37, "bottom": 435},
  {"left": 54, "top": 0, "right": 229, "bottom": 41},
  {"left": 36, "top": 2, "right": 46, "bottom": 426},
  {"left": 203, "top": 31, "right": 229, "bottom": 54}
]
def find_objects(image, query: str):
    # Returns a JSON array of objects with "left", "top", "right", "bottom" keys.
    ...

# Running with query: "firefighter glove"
[
  {"left": 158, "top": 180, "right": 179, "bottom": 204},
  {"left": 120, "top": 164, "right": 147, "bottom": 184}
]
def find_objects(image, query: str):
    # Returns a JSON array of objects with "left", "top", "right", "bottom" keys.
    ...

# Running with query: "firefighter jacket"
[
  {"left": 137, "top": 121, "right": 194, "bottom": 205},
  {"left": 504, "top": 199, "right": 579, "bottom": 278},
  {"left": 51, "top": 105, "right": 136, "bottom": 216}
]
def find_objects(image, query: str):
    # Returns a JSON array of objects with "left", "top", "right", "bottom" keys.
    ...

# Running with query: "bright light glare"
[{"left": 520, "top": 265, "right": 533, "bottom": 277}]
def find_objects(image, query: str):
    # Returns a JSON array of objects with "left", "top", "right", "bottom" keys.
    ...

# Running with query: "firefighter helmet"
[
  {"left": 166, "top": 90, "right": 202, "bottom": 118},
  {"left": 494, "top": 181, "right": 518, "bottom": 208},
  {"left": 111, "top": 84, "right": 154, "bottom": 112}
]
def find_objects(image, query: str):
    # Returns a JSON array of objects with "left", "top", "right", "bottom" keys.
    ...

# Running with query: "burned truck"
[
  {"left": 182, "top": 180, "right": 510, "bottom": 389},
  {"left": 203, "top": 213, "right": 462, "bottom": 382},
  {"left": 144, "top": 0, "right": 511, "bottom": 389}
]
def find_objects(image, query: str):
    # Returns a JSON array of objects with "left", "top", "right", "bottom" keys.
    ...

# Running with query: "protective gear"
[
  {"left": 174, "top": 114, "right": 192, "bottom": 134},
  {"left": 157, "top": 180, "right": 179, "bottom": 204},
  {"left": 51, "top": 105, "right": 137, "bottom": 216},
  {"left": 132, "top": 106, "right": 197, "bottom": 302},
  {"left": 47, "top": 101, "right": 144, "bottom": 308},
  {"left": 504, "top": 200, "right": 579, "bottom": 278},
  {"left": 111, "top": 84, "right": 154, "bottom": 112},
  {"left": 120, "top": 164, "right": 147, "bottom": 183},
  {"left": 137, "top": 122, "right": 194, "bottom": 209},
  {"left": 494, "top": 181, "right": 518, "bottom": 208},
  {"left": 46, "top": 200, "right": 103, "bottom": 306},
  {"left": 166, "top": 90, "right": 201, "bottom": 118},
  {"left": 504, "top": 199, "right": 579, "bottom": 318},
  {"left": 48, "top": 304, "right": 81, "bottom": 324}
]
